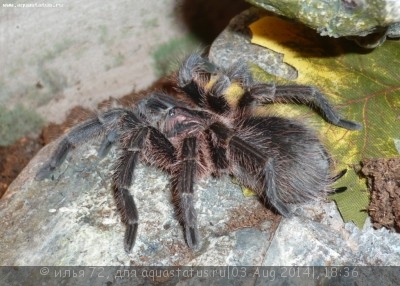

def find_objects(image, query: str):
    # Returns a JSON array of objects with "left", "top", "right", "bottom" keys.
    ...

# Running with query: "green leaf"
[{"left": 249, "top": 16, "right": 400, "bottom": 227}]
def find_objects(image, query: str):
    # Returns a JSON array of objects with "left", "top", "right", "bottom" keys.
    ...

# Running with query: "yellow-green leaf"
[{"left": 249, "top": 16, "right": 400, "bottom": 227}]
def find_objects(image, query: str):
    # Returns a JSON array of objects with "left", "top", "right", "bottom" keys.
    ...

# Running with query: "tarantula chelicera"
[{"left": 36, "top": 53, "right": 362, "bottom": 252}]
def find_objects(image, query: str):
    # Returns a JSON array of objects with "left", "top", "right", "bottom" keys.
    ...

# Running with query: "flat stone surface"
[{"left": 0, "top": 141, "right": 280, "bottom": 266}]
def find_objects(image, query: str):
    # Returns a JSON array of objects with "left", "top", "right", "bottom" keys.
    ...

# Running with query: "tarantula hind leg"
[
  {"left": 228, "top": 134, "right": 291, "bottom": 216},
  {"left": 174, "top": 136, "right": 200, "bottom": 249},
  {"left": 262, "top": 157, "right": 293, "bottom": 216},
  {"left": 35, "top": 109, "right": 125, "bottom": 180},
  {"left": 330, "top": 169, "right": 348, "bottom": 194},
  {"left": 331, "top": 169, "right": 347, "bottom": 181},
  {"left": 250, "top": 84, "right": 362, "bottom": 131}
]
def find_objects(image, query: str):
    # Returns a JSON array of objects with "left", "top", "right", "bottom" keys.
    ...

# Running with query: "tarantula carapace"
[{"left": 36, "top": 53, "right": 362, "bottom": 252}]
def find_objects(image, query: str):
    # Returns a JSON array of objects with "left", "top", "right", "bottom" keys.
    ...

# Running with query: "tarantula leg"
[
  {"left": 331, "top": 186, "right": 347, "bottom": 193},
  {"left": 330, "top": 169, "right": 348, "bottom": 194},
  {"left": 35, "top": 109, "right": 125, "bottom": 180},
  {"left": 331, "top": 169, "right": 347, "bottom": 181},
  {"left": 175, "top": 137, "right": 199, "bottom": 249},
  {"left": 35, "top": 137, "right": 73, "bottom": 180},
  {"left": 263, "top": 157, "right": 291, "bottom": 215},
  {"left": 225, "top": 60, "right": 254, "bottom": 86},
  {"left": 229, "top": 135, "right": 291, "bottom": 216},
  {"left": 115, "top": 187, "right": 139, "bottom": 252},
  {"left": 98, "top": 130, "right": 119, "bottom": 158},
  {"left": 178, "top": 54, "right": 218, "bottom": 106},
  {"left": 113, "top": 111, "right": 177, "bottom": 252},
  {"left": 205, "top": 75, "right": 232, "bottom": 113},
  {"left": 250, "top": 84, "right": 362, "bottom": 130},
  {"left": 179, "top": 54, "right": 218, "bottom": 85},
  {"left": 113, "top": 124, "right": 149, "bottom": 252}
]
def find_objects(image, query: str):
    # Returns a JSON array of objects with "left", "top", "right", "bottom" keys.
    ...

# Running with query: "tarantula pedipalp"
[{"left": 35, "top": 54, "right": 362, "bottom": 252}]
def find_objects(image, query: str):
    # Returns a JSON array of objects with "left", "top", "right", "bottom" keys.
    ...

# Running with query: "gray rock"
[
  {"left": 209, "top": 8, "right": 298, "bottom": 80},
  {"left": 264, "top": 202, "right": 400, "bottom": 265},
  {"left": 2, "top": 137, "right": 399, "bottom": 268},
  {"left": 246, "top": 0, "right": 400, "bottom": 48},
  {"left": 0, "top": 141, "right": 279, "bottom": 266}
]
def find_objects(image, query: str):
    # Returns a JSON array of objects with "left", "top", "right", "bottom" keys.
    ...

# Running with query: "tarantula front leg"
[
  {"left": 112, "top": 129, "right": 146, "bottom": 253},
  {"left": 178, "top": 54, "right": 220, "bottom": 107},
  {"left": 113, "top": 111, "right": 176, "bottom": 252},
  {"left": 173, "top": 136, "right": 200, "bottom": 249},
  {"left": 248, "top": 84, "right": 362, "bottom": 130},
  {"left": 35, "top": 109, "right": 127, "bottom": 180},
  {"left": 178, "top": 54, "right": 254, "bottom": 113}
]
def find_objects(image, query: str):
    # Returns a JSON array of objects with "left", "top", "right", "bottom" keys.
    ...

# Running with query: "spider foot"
[
  {"left": 184, "top": 225, "right": 199, "bottom": 249},
  {"left": 115, "top": 187, "right": 139, "bottom": 253},
  {"left": 35, "top": 164, "right": 55, "bottom": 180},
  {"left": 336, "top": 118, "right": 363, "bottom": 131},
  {"left": 124, "top": 223, "right": 138, "bottom": 253},
  {"left": 331, "top": 169, "right": 347, "bottom": 181},
  {"left": 329, "top": 170, "right": 349, "bottom": 194},
  {"left": 331, "top": 186, "right": 347, "bottom": 194}
]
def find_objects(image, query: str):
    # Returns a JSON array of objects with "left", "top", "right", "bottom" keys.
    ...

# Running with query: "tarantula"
[{"left": 36, "top": 53, "right": 362, "bottom": 252}]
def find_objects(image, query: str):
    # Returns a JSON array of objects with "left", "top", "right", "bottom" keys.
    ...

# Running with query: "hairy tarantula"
[{"left": 36, "top": 54, "right": 362, "bottom": 252}]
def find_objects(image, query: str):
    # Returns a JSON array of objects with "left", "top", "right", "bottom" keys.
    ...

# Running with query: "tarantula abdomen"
[{"left": 229, "top": 116, "right": 332, "bottom": 215}]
